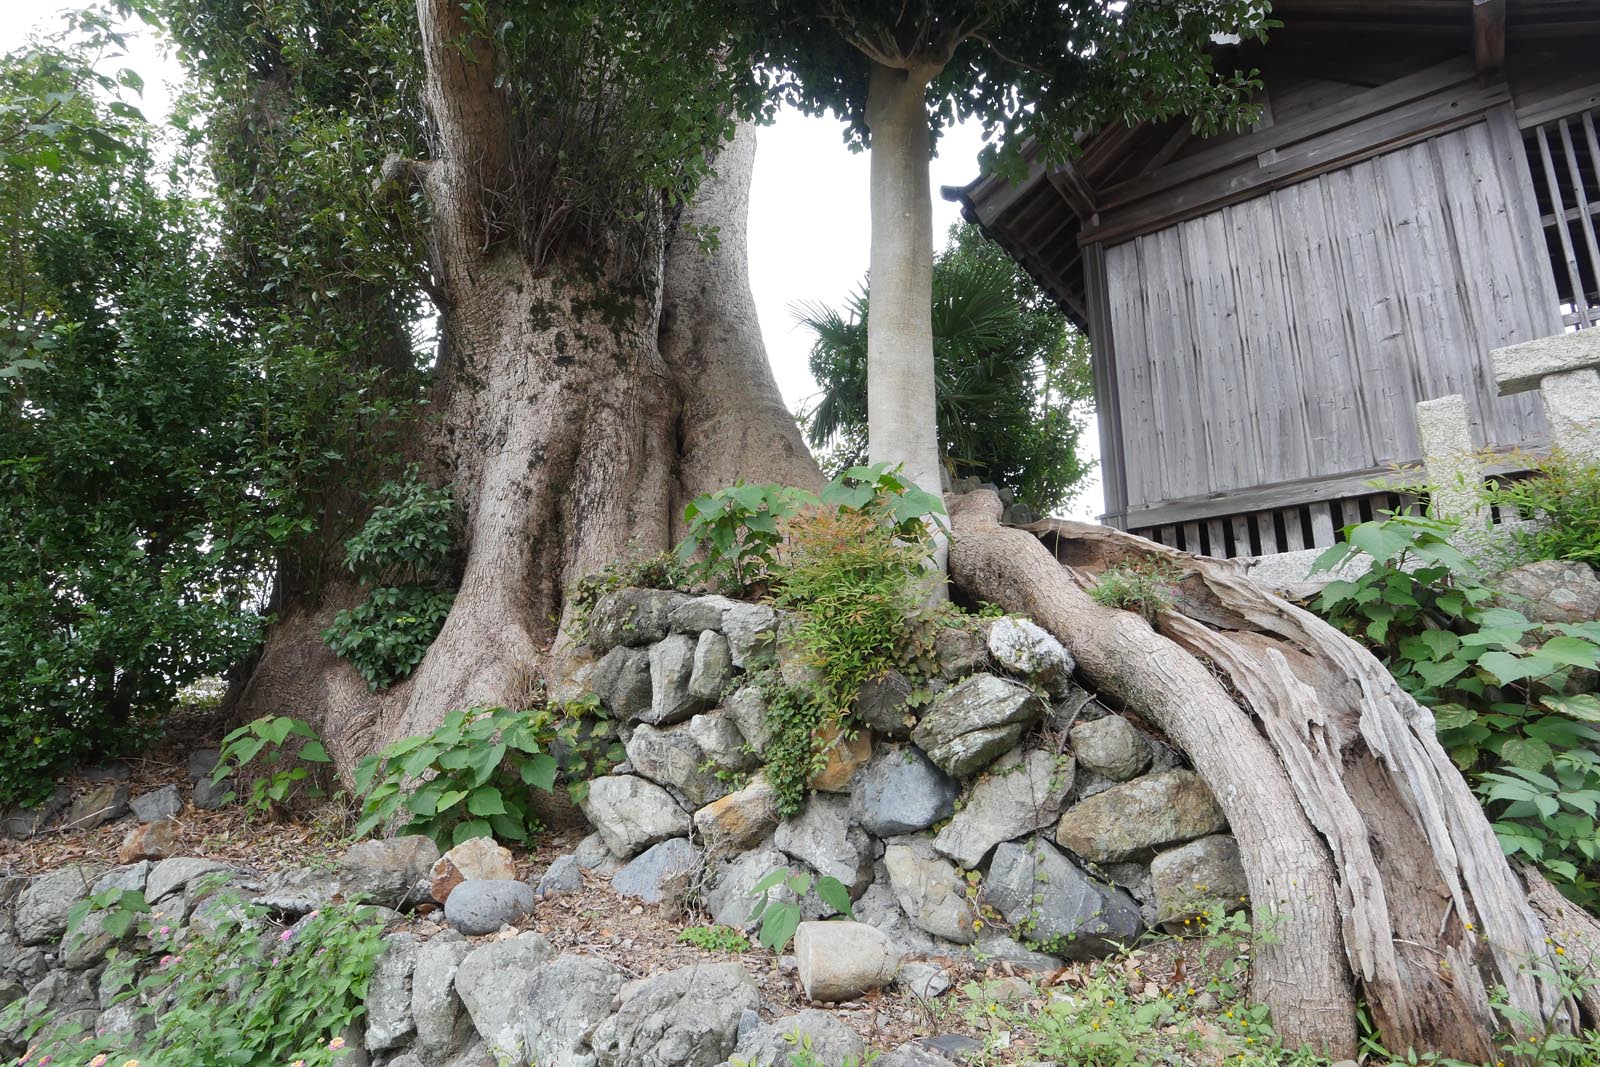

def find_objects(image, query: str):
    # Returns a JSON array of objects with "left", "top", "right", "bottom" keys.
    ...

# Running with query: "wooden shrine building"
[{"left": 949, "top": 0, "right": 1600, "bottom": 559}]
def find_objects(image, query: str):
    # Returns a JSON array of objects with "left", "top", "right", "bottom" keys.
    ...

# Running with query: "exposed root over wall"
[{"left": 949, "top": 490, "right": 1578, "bottom": 1061}]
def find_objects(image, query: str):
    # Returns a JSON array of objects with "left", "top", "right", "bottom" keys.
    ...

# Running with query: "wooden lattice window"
[{"left": 1525, "top": 108, "right": 1600, "bottom": 329}]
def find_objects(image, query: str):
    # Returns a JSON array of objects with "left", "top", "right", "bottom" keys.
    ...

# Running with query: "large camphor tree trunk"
[
  {"left": 948, "top": 490, "right": 1578, "bottom": 1062},
  {"left": 231, "top": 0, "right": 817, "bottom": 767}
]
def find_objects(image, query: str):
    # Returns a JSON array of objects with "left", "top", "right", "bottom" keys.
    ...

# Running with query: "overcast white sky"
[{"left": 1, "top": 8, "right": 1103, "bottom": 518}]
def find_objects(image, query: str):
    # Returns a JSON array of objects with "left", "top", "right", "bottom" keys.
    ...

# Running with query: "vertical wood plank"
[
  {"left": 1558, "top": 117, "right": 1600, "bottom": 327},
  {"left": 1282, "top": 508, "right": 1307, "bottom": 552},
  {"left": 1310, "top": 506, "right": 1337, "bottom": 549},
  {"left": 1536, "top": 123, "right": 1593, "bottom": 324},
  {"left": 1230, "top": 514, "right": 1253, "bottom": 558},
  {"left": 1206, "top": 518, "right": 1228, "bottom": 559},
  {"left": 1256, "top": 512, "right": 1280, "bottom": 555}
]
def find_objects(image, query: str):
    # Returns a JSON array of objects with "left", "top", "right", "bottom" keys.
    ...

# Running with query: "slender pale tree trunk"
[{"left": 864, "top": 60, "right": 947, "bottom": 577}]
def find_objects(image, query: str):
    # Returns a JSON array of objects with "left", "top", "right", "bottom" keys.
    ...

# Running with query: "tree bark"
[
  {"left": 864, "top": 60, "right": 946, "bottom": 576},
  {"left": 231, "top": 7, "right": 818, "bottom": 767},
  {"left": 948, "top": 490, "right": 1576, "bottom": 1061}
]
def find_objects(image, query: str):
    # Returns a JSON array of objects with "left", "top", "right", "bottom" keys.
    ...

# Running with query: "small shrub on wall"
[{"left": 1480, "top": 451, "right": 1600, "bottom": 568}]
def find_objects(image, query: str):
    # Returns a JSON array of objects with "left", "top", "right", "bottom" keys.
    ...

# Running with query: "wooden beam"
[
  {"left": 1474, "top": 0, "right": 1507, "bottom": 74},
  {"left": 1043, "top": 161, "right": 1097, "bottom": 220}
]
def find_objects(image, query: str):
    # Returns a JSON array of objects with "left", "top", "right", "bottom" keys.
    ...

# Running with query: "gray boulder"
[
  {"left": 982, "top": 838, "right": 1142, "bottom": 958},
  {"left": 0, "top": 784, "right": 71, "bottom": 839},
  {"left": 61, "top": 907, "right": 126, "bottom": 968},
  {"left": 706, "top": 845, "right": 820, "bottom": 930},
  {"left": 794, "top": 921, "right": 901, "bottom": 1002},
  {"left": 63, "top": 781, "right": 129, "bottom": 830},
  {"left": 722, "top": 1010, "right": 864, "bottom": 1067},
  {"left": 724, "top": 687, "right": 774, "bottom": 757},
  {"left": 877, "top": 1044, "right": 956, "bottom": 1067},
  {"left": 16, "top": 863, "right": 106, "bottom": 945},
  {"left": 339, "top": 834, "right": 440, "bottom": 908},
  {"left": 933, "top": 748, "right": 1074, "bottom": 868},
  {"left": 883, "top": 840, "right": 977, "bottom": 944},
  {"left": 130, "top": 784, "right": 183, "bottom": 823},
  {"left": 365, "top": 933, "right": 419, "bottom": 1051},
  {"left": 444, "top": 879, "right": 536, "bottom": 935},
  {"left": 576, "top": 832, "right": 623, "bottom": 872},
  {"left": 580, "top": 774, "right": 692, "bottom": 858},
  {"left": 523, "top": 954, "right": 624, "bottom": 1067},
  {"left": 1491, "top": 560, "right": 1600, "bottom": 624},
  {"left": 1151, "top": 834, "right": 1249, "bottom": 927},
  {"left": 1055, "top": 770, "right": 1226, "bottom": 862},
  {"left": 647, "top": 634, "right": 711, "bottom": 726},
  {"left": 592, "top": 961, "right": 759, "bottom": 1067},
  {"left": 588, "top": 587, "right": 692, "bottom": 652},
  {"left": 412, "top": 934, "right": 474, "bottom": 1055},
  {"left": 896, "top": 961, "right": 952, "bottom": 999},
  {"left": 670, "top": 594, "right": 741, "bottom": 633},
  {"left": 455, "top": 931, "right": 556, "bottom": 1061},
  {"left": 853, "top": 670, "right": 915, "bottom": 738},
  {"left": 689, "top": 711, "right": 758, "bottom": 773},
  {"left": 146, "top": 857, "right": 232, "bottom": 903},
  {"left": 535, "top": 854, "right": 584, "bottom": 899},
  {"left": 92, "top": 861, "right": 151, "bottom": 897},
  {"left": 933, "top": 625, "right": 989, "bottom": 680},
  {"left": 612, "top": 838, "right": 702, "bottom": 904},
  {"left": 192, "top": 776, "right": 235, "bottom": 810},
  {"left": 775, "top": 793, "right": 874, "bottom": 897},
  {"left": 592, "top": 646, "right": 653, "bottom": 720},
  {"left": 911, "top": 674, "right": 1045, "bottom": 778},
  {"left": 987, "top": 617, "right": 1075, "bottom": 696},
  {"left": 723, "top": 603, "right": 780, "bottom": 669},
  {"left": 186, "top": 747, "right": 223, "bottom": 778},
  {"left": 689, "top": 631, "right": 736, "bottom": 701},
  {"left": 852, "top": 745, "right": 960, "bottom": 837},
  {"left": 1069, "top": 716, "right": 1151, "bottom": 781},
  {"left": 626, "top": 723, "right": 728, "bottom": 807},
  {"left": 851, "top": 878, "right": 944, "bottom": 957}
]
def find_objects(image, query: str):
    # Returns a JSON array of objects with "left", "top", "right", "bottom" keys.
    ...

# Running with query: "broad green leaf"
[
  {"left": 1497, "top": 739, "right": 1548, "bottom": 771},
  {"left": 1476, "top": 651, "right": 1539, "bottom": 687},
  {"left": 815, "top": 876, "right": 855, "bottom": 919},
  {"left": 758, "top": 902, "right": 802, "bottom": 953},
  {"left": 1537, "top": 636, "right": 1600, "bottom": 670},
  {"left": 466, "top": 786, "right": 507, "bottom": 817},
  {"left": 299, "top": 741, "right": 330, "bottom": 763},
  {"left": 520, "top": 752, "right": 558, "bottom": 792},
  {"left": 1547, "top": 693, "right": 1600, "bottom": 723}
]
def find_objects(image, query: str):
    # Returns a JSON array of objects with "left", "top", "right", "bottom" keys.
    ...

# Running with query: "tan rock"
[
  {"left": 693, "top": 776, "right": 780, "bottom": 855},
  {"left": 809, "top": 724, "right": 872, "bottom": 792},
  {"left": 117, "top": 817, "right": 178, "bottom": 863},
  {"left": 1055, "top": 770, "right": 1226, "bottom": 863},
  {"left": 430, "top": 836, "right": 517, "bottom": 904}
]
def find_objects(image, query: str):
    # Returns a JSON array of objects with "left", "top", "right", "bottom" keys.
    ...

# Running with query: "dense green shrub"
[
  {"left": 1312, "top": 514, "right": 1600, "bottom": 903},
  {"left": 212, "top": 714, "right": 333, "bottom": 819},
  {"left": 1481, "top": 451, "right": 1600, "bottom": 568},
  {"left": 353, "top": 700, "right": 620, "bottom": 846},
  {"left": 323, "top": 468, "right": 457, "bottom": 689},
  {"left": 0, "top": 25, "right": 273, "bottom": 806}
]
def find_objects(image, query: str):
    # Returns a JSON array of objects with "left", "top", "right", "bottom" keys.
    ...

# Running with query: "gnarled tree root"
[{"left": 949, "top": 490, "right": 1574, "bottom": 1061}]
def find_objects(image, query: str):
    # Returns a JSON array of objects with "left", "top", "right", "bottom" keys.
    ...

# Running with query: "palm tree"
[{"left": 797, "top": 224, "right": 1093, "bottom": 516}]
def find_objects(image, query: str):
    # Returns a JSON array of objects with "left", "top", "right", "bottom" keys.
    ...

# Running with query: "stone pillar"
[
  {"left": 1493, "top": 330, "right": 1600, "bottom": 462},
  {"left": 1416, "top": 394, "right": 1490, "bottom": 530}
]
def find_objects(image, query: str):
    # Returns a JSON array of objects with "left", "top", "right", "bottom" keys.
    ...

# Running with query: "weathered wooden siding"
[{"left": 1107, "top": 116, "right": 1561, "bottom": 517}]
